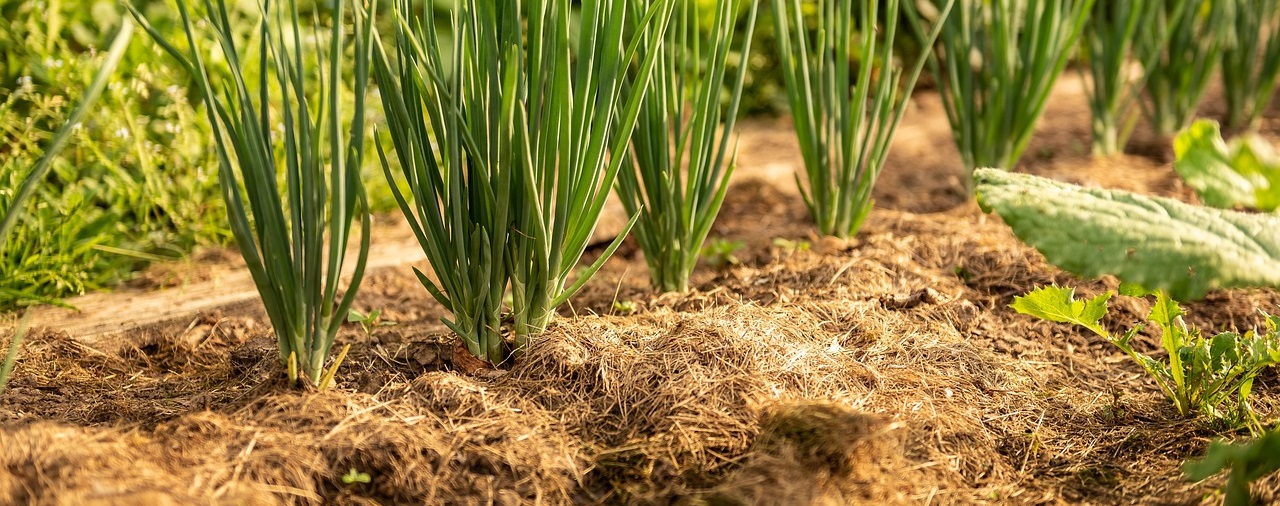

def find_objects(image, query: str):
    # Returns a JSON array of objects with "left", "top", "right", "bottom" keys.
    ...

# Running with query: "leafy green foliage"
[
  {"left": 130, "top": 0, "right": 375, "bottom": 387},
  {"left": 1137, "top": 1, "right": 1233, "bottom": 135},
  {"left": 1185, "top": 430, "right": 1280, "bottom": 506},
  {"left": 0, "top": 4, "right": 229, "bottom": 308},
  {"left": 615, "top": 0, "right": 758, "bottom": 293},
  {"left": 1174, "top": 120, "right": 1280, "bottom": 212},
  {"left": 1014, "top": 286, "right": 1280, "bottom": 431},
  {"left": 1080, "top": 0, "right": 1189, "bottom": 156},
  {"left": 907, "top": 0, "right": 1094, "bottom": 181},
  {"left": 775, "top": 0, "right": 951, "bottom": 237},
  {"left": 0, "top": 17, "right": 133, "bottom": 397},
  {"left": 373, "top": 0, "right": 672, "bottom": 363},
  {"left": 974, "top": 168, "right": 1280, "bottom": 301},
  {"left": 1221, "top": 0, "right": 1280, "bottom": 131}
]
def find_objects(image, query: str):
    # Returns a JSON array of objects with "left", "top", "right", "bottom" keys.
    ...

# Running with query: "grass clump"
[
  {"left": 1079, "top": 1, "right": 1189, "bottom": 156},
  {"left": 908, "top": 0, "right": 1093, "bottom": 184},
  {"left": 1221, "top": 0, "right": 1280, "bottom": 132},
  {"left": 130, "top": 0, "right": 375, "bottom": 387},
  {"left": 0, "top": 5, "right": 228, "bottom": 308},
  {"left": 774, "top": 0, "right": 951, "bottom": 238},
  {"left": 1137, "top": 1, "right": 1233, "bottom": 136},
  {"left": 0, "top": 16, "right": 133, "bottom": 396},
  {"left": 373, "top": 0, "right": 672, "bottom": 364},
  {"left": 615, "top": 0, "right": 758, "bottom": 292}
]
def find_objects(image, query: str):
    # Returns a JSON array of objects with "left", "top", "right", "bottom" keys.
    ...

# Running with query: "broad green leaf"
[
  {"left": 1010, "top": 286, "right": 1112, "bottom": 337},
  {"left": 974, "top": 168, "right": 1280, "bottom": 301},
  {"left": 1173, "top": 120, "right": 1280, "bottom": 211}
]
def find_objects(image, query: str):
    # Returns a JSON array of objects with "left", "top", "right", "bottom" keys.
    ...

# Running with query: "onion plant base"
[
  {"left": 776, "top": 0, "right": 952, "bottom": 238},
  {"left": 130, "top": 0, "right": 376, "bottom": 387}
]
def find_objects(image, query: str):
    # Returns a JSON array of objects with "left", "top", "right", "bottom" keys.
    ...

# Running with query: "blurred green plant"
[
  {"left": 777, "top": 0, "right": 951, "bottom": 238},
  {"left": 1080, "top": 0, "right": 1189, "bottom": 156},
  {"left": 0, "top": 15, "right": 134, "bottom": 397},
  {"left": 1221, "top": 0, "right": 1280, "bottom": 132},
  {"left": 0, "top": 0, "right": 414, "bottom": 310},
  {"left": 1173, "top": 120, "right": 1280, "bottom": 212},
  {"left": 0, "top": 2, "right": 227, "bottom": 308},
  {"left": 130, "top": 0, "right": 375, "bottom": 387},
  {"left": 615, "top": 0, "right": 758, "bottom": 293},
  {"left": 0, "top": 317, "right": 21, "bottom": 397},
  {"left": 1185, "top": 430, "right": 1280, "bottom": 506},
  {"left": 701, "top": 237, "right": 744, "bottom": 269},
  {"left": 341, "top": 467, "right": 372, "bottom": 485},
  {"left": 908, "top": 0, "right": 1094, "bottom": 186},
  {"left": 1137, "top": 1, "right": 1233, "bottom": 136}
]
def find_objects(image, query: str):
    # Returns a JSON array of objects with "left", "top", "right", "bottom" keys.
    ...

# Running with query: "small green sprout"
[
  {"left": 341, "top": 468, "right": 371, "bottom": 485},
  {"left": 701, "top": 238, "right": 745, "bottom": 270},
  {"left": 612, "top": 300, "right": 637, "bottom": 315},
  {"left": 347, "top": 309, "right": 397, "bottom": 337},
  {"left": 771, "top": 237, "right": 810, "bottom": 254}
]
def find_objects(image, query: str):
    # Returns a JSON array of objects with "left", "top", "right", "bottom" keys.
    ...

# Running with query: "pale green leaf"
[
  {"left": 974, "top": 168, "right": 1280, "bottom": 301},
  {"left": 1173, "top": 120, "right": 1280, "bottom": 212}
]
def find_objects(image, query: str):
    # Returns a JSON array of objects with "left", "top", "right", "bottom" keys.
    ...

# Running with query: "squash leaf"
[{"left": 974, "top": 168, "right": 1280, "bottom": 301}]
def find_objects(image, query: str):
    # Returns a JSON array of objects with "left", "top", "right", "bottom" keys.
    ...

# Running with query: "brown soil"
[{"left": 4, "top": 74, "right": 1280, "bottom": 505}]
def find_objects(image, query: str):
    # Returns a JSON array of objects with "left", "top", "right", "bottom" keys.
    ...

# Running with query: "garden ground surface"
[{"left": 3, "top": 75, "right": 1280, "bottom": 505}]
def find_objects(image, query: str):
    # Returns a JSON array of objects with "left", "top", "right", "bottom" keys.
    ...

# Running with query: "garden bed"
[{"left": 3, "top": 75, "right": 1280, "bottom": 505}]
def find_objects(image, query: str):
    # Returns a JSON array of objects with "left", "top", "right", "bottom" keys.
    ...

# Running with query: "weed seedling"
[
  {"left": 701, "top": 238, "right": 745, "bottom": 269},
  {"left": 341, "top": 468, "right": 371, "bottom": 485},
  {"left": 612, "top": 300, "right": 637, "bottom": 315},
  {"left": 1013, "top": 286, "right": 1280, "bottom": 433},
  {"left": 771, "top": 237, "right": 811, "bottom": 254},
  {"left": 347, "top": 309, "right": 397, "bottom": 338}
]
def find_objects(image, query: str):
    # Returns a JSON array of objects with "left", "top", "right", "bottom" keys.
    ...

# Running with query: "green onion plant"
[
  {"left": 129, "top": 0, "right": 375, "bottom": 388},
  {"left": 1080, "top": 0, "right": 1189, "bottom": 156},
  {"left": 614, "top": 0, "right": 758, "bottom": 292},
  {"left": 1221, "top": 0, "right": 1280, "bottom": 131},
  {"left": 1137, "top": 1, "right": 1233, "bottom": 136},
  {"left": 0, "top": 18, "right": 134, "bottom": 396},
  {"left": 373, "top": 0, "right": 672, "bottom": 364},
  {"left": 907, "top": 0, "right": 1094, "bottom": 185},
  {"left": 776, "top": 0, "right": 952, "bottom": 238}
]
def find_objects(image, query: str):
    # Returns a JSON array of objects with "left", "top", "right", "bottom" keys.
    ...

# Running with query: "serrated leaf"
[
  {"left": 974, "top": 168, "right": 1280, "bottom": 301},
  {"left": 1118, "top": 282, "right": 1154, "bottom": 297},
  {"left": 1173, "top": 120, "right": 1280, "bottom": 212},
  {"left": 1011, "top": 286, "right": 1112, "bottom": 337}
]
